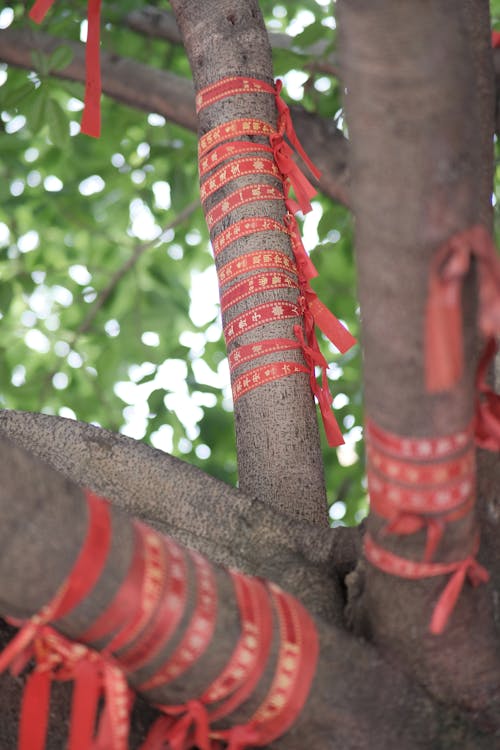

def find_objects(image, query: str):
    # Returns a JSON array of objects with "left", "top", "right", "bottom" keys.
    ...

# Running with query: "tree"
[{"left": 0, "top": 0, "right": 499, "bottom": 748}]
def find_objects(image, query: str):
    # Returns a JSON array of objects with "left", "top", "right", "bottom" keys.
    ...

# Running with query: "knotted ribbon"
[
  {"left": 29, "top": 0, "right": 102, "bottom": 137},
  {"left": 364, "top": 533, "right": 489, "bottom": 635},
  {"left": 18, "top": 628, "right": 131, "bottom": 750},
  {"left": 0, "top": 492, "right": 130, "bottom": 749}
]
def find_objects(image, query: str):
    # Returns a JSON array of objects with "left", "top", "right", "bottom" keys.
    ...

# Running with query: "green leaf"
[
  {"left": 0, "top": 283, "right": 13, "bottom": 314},
  {"left": 1, "top": 81, "right": 36, "bottom": 110},
  {"left": 48, "top": 45, "right": 74, "bottom": 72},
  {"left": 46, "top": 98, "right": 70, "bottom": 146},
  {"left": 31, "top": 50, "right": 50, "bottom": 77},
  {"left": 293, "top": 21, "right": 328, "bottom": 50},
  {"left": 26, "top": 88, "right": 49, "bottom": 134}
]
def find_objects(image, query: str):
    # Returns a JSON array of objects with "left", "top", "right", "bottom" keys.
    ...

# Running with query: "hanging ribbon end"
[{"left": 425, "top": 290, "right": 464, "bottom": 393}]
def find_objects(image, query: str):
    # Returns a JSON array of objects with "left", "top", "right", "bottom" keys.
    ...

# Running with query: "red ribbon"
[
  {"left": 425, "top": 225, "right": 500, "bottom": 392},
  {"left": 272, "top": 80, "right": 321, "bottom": 215},
  {"left": 139, "top": 702, "right": 210, "bottom": 750},
  {"left": 138, "top": 551, "right": 216, "bottom": 692},
  {"left": 212, "top": 583, "right": 318, "bottom": 747},
  {"left": 475, "top": 336, "right": 500, "bottom": 450},
  {"left": 379, "top": 494, "right": 475, "bottom": 563},
  {"left": 29, "top": 0, "right": 102, "bottom": 137},
  {"left": 294, "top": 325, "right": 344, "bottom": 446},
  {"left": 14, "top": 626, "right": 131, "bottom": 750},
  {"left": 364, "top": 533, "right": 489, "bottom": 634}
]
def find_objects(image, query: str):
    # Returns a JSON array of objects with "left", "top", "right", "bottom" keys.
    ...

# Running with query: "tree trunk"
[
  {"left": 339, "top": 0, "right": 500, "bottom": 726},
  {"left": 0, "top": 0, "right": 499, "bottom": 748}
]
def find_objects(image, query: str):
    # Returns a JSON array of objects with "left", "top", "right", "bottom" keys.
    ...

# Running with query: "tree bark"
[
  {"left": 0, "top": 410, "right": 355, "bottom": 621},
  {"left": 170, "top": 0, "right": 331, "bottom": 525},
  {"left": 0, "top": 433, "right": 495, "bottom": 750},
  {"left": 339, "top": 0, "right": 500, "bottom": 728}
]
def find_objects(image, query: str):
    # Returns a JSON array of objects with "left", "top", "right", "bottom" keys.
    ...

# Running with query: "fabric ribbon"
[
  {"left": 0, "top": 494, "right": 128, "bottom": 750},
  {"left": 139, "top": 702, "right": 210, "bottom": 750},
  {"left": 273, "top": 80, "right": 321, "bottom": 214},
  {"left": 294, "top": 325, "right": 343, "bottom": 446},
  {"left": 364, "top": 533, "right": 489, "bottom": 634},
  {"left": 284, "top": 213, "right": 356, "bottom": 354},
  {"left": 284, "top": 212, "right": 318, "bottom": 281},
  {"left": 14, "top": 626, "right": 131, "bottom": 750},
  {"left": 475, "top": 336, "right": 500, "bottom": 450},
  {"left": 29, "top": 0, "right": 102, "bottom": 137},
  {"left": 379, "top": 494, "right": 475, "bottom": 563},
  {"left": 425, "top": 225, "right": 500, "bottom": 392},
  {"left": 196, "top": 77, "right": 356, "bottom": 445}
]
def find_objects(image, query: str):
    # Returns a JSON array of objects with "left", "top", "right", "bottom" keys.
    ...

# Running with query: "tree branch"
[
  {"left": 0, "top": 27, "right": 350, "bottom": 205},
  {"left": 169, "top": 0, "right": 334, "bottom": 524},
  {"left": 0, "top": 409, "right": 361, "bottom": 621},
  {"left": 0, "top": 432, "right": 492, "bottom": 750}
]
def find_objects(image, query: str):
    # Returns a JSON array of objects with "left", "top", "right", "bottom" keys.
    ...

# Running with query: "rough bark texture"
[
  {"left": 339, "top": 0, "right": 500, "bottom": 729},
  {"left": 0, "top": 411, "right": 351, "bottom": 621},
  {"left": 0, "top": 0, "right": 499, "bottom": 748},
  {"left": 0, "top": 434, "right": 496, "bottom": 750},
  {"left": 170, "top": 0, "right": 330, "bottom": 525}
]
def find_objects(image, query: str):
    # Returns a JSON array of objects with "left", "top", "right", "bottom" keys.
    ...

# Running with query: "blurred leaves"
[{"left": 0, "top": 0, "right": 364, "bottom": 525}]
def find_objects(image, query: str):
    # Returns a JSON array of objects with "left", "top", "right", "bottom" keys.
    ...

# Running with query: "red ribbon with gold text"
[
  {"left": 29, "top": 0, "right": 102, "bottom": 137},
  {"left": 0, "top": 489, "right": 319, "bottom": 750},
  {"left": 0, "top": 491, "right": 132, "bottom": 750},
  {"left": 197, "top": 75, "right": 356, "bottom": 445},
  {"left": 140, "top": 574, "right": 317, "bottom": 750},
  {"left": 364, "top": 420, "right": 489, "bottom": 634}
]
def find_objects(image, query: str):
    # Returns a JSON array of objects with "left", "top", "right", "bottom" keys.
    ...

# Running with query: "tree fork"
[
  {"left": 0, "top": 410, "right": 356, "bottom": 621},
  {"left": 339, "top": 0, "right": 500, "bottom": 727},
  {"left": 0, "top": 433, "right": 494, "bottom": 750}
]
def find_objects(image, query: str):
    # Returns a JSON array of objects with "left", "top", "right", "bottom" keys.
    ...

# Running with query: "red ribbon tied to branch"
[
  {"left": 425, "top": 225, "right": 500, "bottom": 392},
  {"left": 272, "top": 80, "right": 322, "bottom": 214},
  {"left": 29, "top": 0, "right": 102, "bottom": 137}
]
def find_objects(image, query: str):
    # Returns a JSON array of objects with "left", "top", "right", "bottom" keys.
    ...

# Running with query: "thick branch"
[
  {"left": 0, "top": 410, "right": 359, "bottom": 621},
  {"left": 0, "top": 27, "right": 349, "bottom": 205},
  {"left": 0, "top": 433, "right": 492, "bottom": 750},
  {"left": 170, "top": 0, "right": 330, "bottom": 524},
  {"left": 339, "top": 0, "right": 500, "bottom": 727}
]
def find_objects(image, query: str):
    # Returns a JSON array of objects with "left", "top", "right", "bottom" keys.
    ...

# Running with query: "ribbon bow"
[
  {"left": 384, "top": 513, "right": 446, "bottom": 563},
  {"left": 425, "top": 225, "right": 500, "bottom": 392},
  {"left": 29, "top": 0, "right": 102, "bottom": 137}
]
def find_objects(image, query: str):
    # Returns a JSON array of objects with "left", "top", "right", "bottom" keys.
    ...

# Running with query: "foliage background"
[{"left": 0, "top": 0, "right": 371, "bottom": 524}]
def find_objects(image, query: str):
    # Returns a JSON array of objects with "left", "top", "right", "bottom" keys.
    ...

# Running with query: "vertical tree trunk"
[{"left": 339, "top": 0, "right": 500, "bottom": 724}]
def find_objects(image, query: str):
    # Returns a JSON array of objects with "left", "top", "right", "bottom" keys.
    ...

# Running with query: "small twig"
[
  {"left": 40, "top": 200, "right": 199, "bottom": 400},
  {"left": 304, "top": 58, "right": 341, "bottom": 79},
  {"left": 76, "top": 199, "right": 200, "bottom": 337}
]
